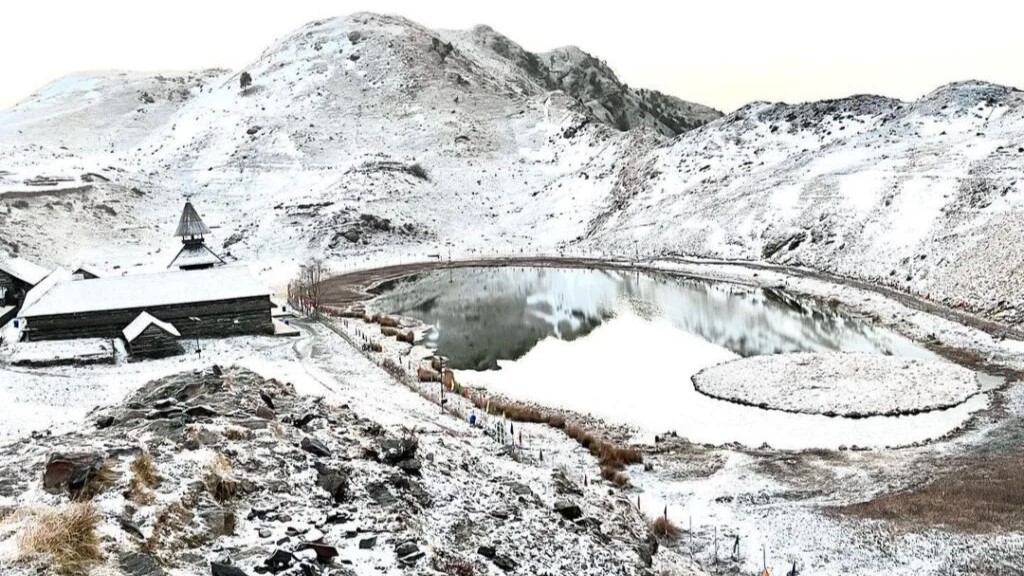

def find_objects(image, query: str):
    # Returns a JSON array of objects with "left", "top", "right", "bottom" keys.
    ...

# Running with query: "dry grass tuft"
[
  {"left": 600, "top": 465, "right": 631, "bottom": 487},
  {"left": 74, "top": 460, "right": 116, "bottom": 501},
  {"left": 467, "top": 393, "right": 640, "bottom": 483},
  {"left": 18, "top": 503, "right": 103, "bottom": 575},
  {"left": 203, "top": 453, "right": 238, "bottom": 502},
  {"left": 650, "top": 515, "right": 682, "bottom": 540},
  {"left": 223, "top": 426, "right": 251, "bottom": 441},
  {"left": 433, "top": 555, "right": 477, "bottom": 576},
  {"left": 128, "top": 450, "right": 160, "bottom": 505}
]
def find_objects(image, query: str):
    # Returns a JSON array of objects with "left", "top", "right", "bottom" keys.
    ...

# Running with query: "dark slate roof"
[
  {"left": 174, "top": 201, "right": 211, "bottom": 237},
  {"left": 168, "top": 243, "right": 225, "bottom": 269}
]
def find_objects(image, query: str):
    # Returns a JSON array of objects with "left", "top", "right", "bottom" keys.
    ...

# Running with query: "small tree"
[
  {"left": 294, "top": 258, "right": 327, "bottom": 316},
  {"left": 239, "top": 72, "right": 252, "bottom": 89}
]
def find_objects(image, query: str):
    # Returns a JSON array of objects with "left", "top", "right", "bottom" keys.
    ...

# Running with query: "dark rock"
[
  {"left": 394, "top": 541, "right": 419, "bottom": 557},
  {"left": 396, "top": 458, "right": 421, "bottom": 475},
  {"left": 398, "top": 551, "right": 424, "bottom": 566},
  {"left": 264, "top": 549, "right": 295, "bottom": 573},
  {"left": 259, "top": 390, "right": 275, "bottom": 410},
  {"left": 119, "top": 517, "right": 146, "bottom": 539},
  {"left": 43, "top": 452, "right": 105, "bottom": 496},
  {"left": 576, "top": 517, "right": 602, "bottom": 530},
  {"left": 95, "top": 415, "right": 115, "bottom": 429},
  {"left": 553, "top": 499, "right": 583, "bottom": 521},
  {"left": 256, "top": 405, "right": 276, "bottom": 420},
  {"left": 301, "top": 437, "right": 331, "bottom": 457},
  {"left": 315, "top": 464, "right": 350, "bottom": 503},
  {"left": 185, "top": 405, "right": 219, "bottom": 418},
  {"left": 380, "top": 436, "right": 417, "bottom": 465},
  {"left": 366, "top": 482, "right": 395, "bottom": 505},
  {"left": 294, "top": 413, "right": 318, "bottom": 428},
  {"left": 477, "top": 546, "right": 496, "bottom": 558},
  {"left": 298, "top": 542, "right": 338, "bottom": 562},
  {"left": 120, "top": 552, "right": 167, "bottom": 576},
  {"left": 492, "top": 555, "right": 517, "bottom": 571},
  {"left": 359, "top": 536, "right": 377, "bottom": 549},
  {"left": 146, "top": 408, "right": 183, "bottom": 420},
  {"left": 210, "top": 562, "right": 249, "bottom": 576}
]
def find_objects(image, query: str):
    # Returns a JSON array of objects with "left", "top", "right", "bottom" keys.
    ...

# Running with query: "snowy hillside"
[
  {"left": 0, "top": 13, "right": 682, "bottom": 280},
  {"left": 1, "top": 12, "right": 1023, "bottom": 328},
  {"left": 587, "top": 82, "right": 1024, "bottom": 324}
]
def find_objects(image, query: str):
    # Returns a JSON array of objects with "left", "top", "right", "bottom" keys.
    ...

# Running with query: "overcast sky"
[{"left": 2, "top": 0, "right": 1022, "bottom": 112}]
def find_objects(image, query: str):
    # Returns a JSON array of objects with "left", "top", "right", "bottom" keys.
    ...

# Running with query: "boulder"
[
  {"left": 264, "top": 549, "right": 295, "bottom": 573},
  {"left": 294, "top": 413, "right": 318, "bottom": 428},
  {"left": 553, "top": 499, "right": 583, "bottom": 521},
  {"left": 396, "top": 458, "right": 421, "bottom": 476},
  {"left": 256, "top": 405, "right": 276, "bottom": 420},
  {"left": 359, "top": 536, "right": 377, "bottom": 549},
  {"left": 210, "top": 562, "right": 249, "bottom": 576},
  {"left": 366, "top": 482, "right": 396, "bottom": 505},
  {"left": 298, "top": 541, "right": 338, "bottom": 561},
  {"left": 301, "top": 437, "right": 331, "bottom": 457},
  {"left": 395, "top": 541, "right": 419, "bottom": 557},
  {"left": 380, "top": 436, "right": 418, "bottom": 465},
  {"left": 316, "top": 465, "right": 350, "bottom": 503},
  {"left": 42, "top": 452, "right": 105, "bottom": 496},
  {"left": 119, "top": 552, "right": 167, "bottom": 576},
  {"left": 492, "top": 554, "right": 517, "bottom": 571}
]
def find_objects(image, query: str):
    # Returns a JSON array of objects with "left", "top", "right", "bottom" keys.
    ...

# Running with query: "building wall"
[
  {"left": 23, "top": 296, "right": 274, "bottom": 341},
  {"left": 128, "top": 325, "right": 184, "bottom": 359},
  {"left": 0, "top": 271, "right": 30, "bottom": 308}
]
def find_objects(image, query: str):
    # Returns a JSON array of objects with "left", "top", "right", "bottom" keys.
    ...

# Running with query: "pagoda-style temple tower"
[{"left": 168, "top": 201, "right": 225, "bottom": 271}]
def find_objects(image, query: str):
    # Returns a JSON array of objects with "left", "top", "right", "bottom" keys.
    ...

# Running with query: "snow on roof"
[
  {"left": 169, "top": 243, "right": 224, "bottom": 269},
  {"left": 123, "top": 311, "right": 181, "bottom": 342},
  {"left": 174, "top": 201, "right": 211, "bottom": 237},
  {"left": 20, "top": 265, "right": 271, "bottom": 318},
  {"left": 0, "top": 256, "right": 49, "bottom": 285}
]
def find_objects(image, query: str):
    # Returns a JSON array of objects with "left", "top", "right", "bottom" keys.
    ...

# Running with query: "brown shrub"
[
  {"left": 651, "top": 515, "right": 681, "bottom": 540},
  {"left": 600, "top": 466, "right": 631, "bottom": 488},
  {"left": 378, "top": 316, "right": 399, "bottom": 328},
  {"left": 203, "top": 453, "right": 237, "bottom": 502},
  {"left": 364, "top": 342, "right": 383, "bottom": 353},
  {"left": 18, "top": 503, "right": 103, "bottom": 575},
  {"left": 380, "top": 326, "right": 399, "bottom": 337},
  {"left": 397, "top": 330, "right": 415, "bottom": 344},
  {"left": 837, "top": 451, "right": 1024, "bottom": 532},
  {"left": 470, "top": 395, "right": 641, "bottom": 471}
]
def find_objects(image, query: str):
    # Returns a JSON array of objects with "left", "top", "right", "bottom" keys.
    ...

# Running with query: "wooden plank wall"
[{"left": 24, "top": 296, "right": 274, "bottom": 341}]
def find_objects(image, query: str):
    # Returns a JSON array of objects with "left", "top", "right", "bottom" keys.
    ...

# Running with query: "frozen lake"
[{"left": 373, "top": 266, "right": 983, "bottom": 448}]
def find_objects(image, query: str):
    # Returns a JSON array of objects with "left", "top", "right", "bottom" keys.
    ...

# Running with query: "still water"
[{"left": 372, "top": 266, "right": 937, "bottom": 370}]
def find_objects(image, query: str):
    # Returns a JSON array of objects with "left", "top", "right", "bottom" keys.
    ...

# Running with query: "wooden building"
[
  {"left": 169, "top": 201, "right": 225, "bottom": 270},
  {"left": 0, "top": 256, "right": 49, "bottom": 309},
  {"left": 19, "top": 265, "right": 274, "bottom": 341},
  {"left": 123, "top": 312, "right": 183, "bottom": 359}
]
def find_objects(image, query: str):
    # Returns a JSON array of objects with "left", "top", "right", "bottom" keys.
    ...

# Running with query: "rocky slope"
[{"left": 0, "top": 366, "right": 701, "bottom": 576}]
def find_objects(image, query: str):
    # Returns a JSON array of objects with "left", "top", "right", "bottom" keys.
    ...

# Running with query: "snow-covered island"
[{"left": 692, "top": 352, "right": 982, "bottom": 418}]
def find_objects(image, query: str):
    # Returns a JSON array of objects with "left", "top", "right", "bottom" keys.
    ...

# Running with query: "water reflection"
[{"left": 372, "top": 266, "right": 936, "bottom": 370}]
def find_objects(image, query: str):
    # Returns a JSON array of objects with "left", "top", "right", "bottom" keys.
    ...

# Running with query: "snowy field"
[
  {"left": 458, "top": 311, "right": 988, "bottom": 449},
  {"left": 692, "top": 352, "right": 981, "bottom": 417}
]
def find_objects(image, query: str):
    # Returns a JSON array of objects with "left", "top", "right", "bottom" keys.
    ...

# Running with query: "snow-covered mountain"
[
  {"left": 587, "top": 81, "right": 1024, "bottom": 323},
  {"left": 1, "top": 12, "right": 1022, "bottom": 326}
]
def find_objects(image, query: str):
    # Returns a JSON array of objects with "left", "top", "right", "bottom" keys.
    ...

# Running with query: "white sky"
[{"left": 2, "top": 0, "right": 1022, "bottom": 112}]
